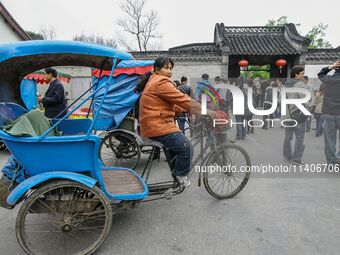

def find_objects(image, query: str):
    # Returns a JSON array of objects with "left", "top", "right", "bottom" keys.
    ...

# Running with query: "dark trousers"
[
  {"left": 177, "top": 116, "right": 186, "bottom": 132},
  {"left": 235, "top": 115, "right": 246, "bottom": 139},
  {"left": 151, "top": 132, "right": 193, "bottom": 176},
  {"left": 263, "top": 103, "right": 274, "bottom": 128}
]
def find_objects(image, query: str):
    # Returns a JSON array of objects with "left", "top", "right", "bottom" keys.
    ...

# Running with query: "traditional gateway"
[{"left": 132, "top": 23, "right": 340, "bottom": 83}]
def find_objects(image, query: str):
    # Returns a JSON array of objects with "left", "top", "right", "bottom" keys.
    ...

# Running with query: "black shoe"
[{"left": 284, "top": 157, "right": 292, "bottom": 162}]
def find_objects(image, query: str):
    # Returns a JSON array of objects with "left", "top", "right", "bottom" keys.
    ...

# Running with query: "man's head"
[
  {"left": 290, "top": 66, "right": 305, "bottom": 80},
  {"left": 246, "top": 78, "right": 253, "bottom": 87},
  {"left": 44, "top": 67, "right": 58, "bottom": 83},
  {"left": 202, "top": 73, "right": 209, "bottom": 81},
  {"left": 303, "top": 75, "right": 309, "bottom": 85},
  {"left": 214, "top": 76, "right": 221, "bottom": 84},
  {"left": 181, "top": 76, "right": 188, "bottom": 84}
]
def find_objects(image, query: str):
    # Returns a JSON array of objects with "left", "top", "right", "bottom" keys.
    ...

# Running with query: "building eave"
[{"left": 0, "top": 2, "right": 31, "bottom": 40}]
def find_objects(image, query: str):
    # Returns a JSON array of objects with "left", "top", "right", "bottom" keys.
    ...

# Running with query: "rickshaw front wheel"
[{"left": 16, "top": 180, "right": 112, "bottom": 255}]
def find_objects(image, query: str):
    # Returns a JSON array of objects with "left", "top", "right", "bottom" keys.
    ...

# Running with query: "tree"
[
  {"left": 305, "top": 23, "right": 332, "bottom": 49},
  {"left": 73, "top": 33, "right": 117, "bottom": 48},
  {"left": 265, "top": 16, "right": 332, "bottom": 48},
  {"left": 117, "top": 0, "right": 161, "bottom": 51},
  {"left": 241, "top": 65, "right": 270, "bottom": 79},
  {"left": 26, "top": 31, "right": 44, "bottom": 40},
  {"left": 265, "top": 16, "right": 300, "bottom": 27},
  {"left": 40, "top": 26, "right": 57, "bottom": 40}
]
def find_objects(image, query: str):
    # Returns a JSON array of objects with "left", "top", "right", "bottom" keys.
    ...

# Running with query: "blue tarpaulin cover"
[
  {"left": 20, "top": 79, "right": 37, "bottom": 111},
  {"left": 92, "top": 59, "right": 154, "bottom": 131},
  {"left": 92, "top": 74, "right": 141, "bottom": 131}
]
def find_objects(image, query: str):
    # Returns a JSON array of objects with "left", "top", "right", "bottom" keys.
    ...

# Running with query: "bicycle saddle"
[{"left": 141, "top": 137, "right": 164, "bottom": 148}]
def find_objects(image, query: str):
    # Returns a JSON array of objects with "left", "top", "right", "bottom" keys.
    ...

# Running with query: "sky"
[{"left": 2, "top": 0, "right": 340, "bottom": 50}]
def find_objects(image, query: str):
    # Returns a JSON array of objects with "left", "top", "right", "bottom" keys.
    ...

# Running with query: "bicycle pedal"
[{"left": 163, "top": 191, "right": 173, "bottom": 200}]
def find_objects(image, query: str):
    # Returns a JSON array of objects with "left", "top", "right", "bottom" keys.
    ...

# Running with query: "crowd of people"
[
  {"left": 32, "top": 60, "right": 339, "bottom": 175},
  {"left": 2, "top": 57, "right": 339, "bottom": 190},
  {"left": 169, "top": 60, "right": 340, "bottom": 168}
]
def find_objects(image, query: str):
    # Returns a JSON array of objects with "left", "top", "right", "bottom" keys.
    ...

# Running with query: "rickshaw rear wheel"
[
  {"left": 16, "top": 180, "right": 112, "bottom": 255},
  {"left": 99, "top": 131, "right": 141, "bottom": 169}
]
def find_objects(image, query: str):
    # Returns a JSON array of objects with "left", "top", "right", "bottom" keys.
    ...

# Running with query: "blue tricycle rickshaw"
[{"left": 0, "top": 40, "right": 250, "bottom": 255}]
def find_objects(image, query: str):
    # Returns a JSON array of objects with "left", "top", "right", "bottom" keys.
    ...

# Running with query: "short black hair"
[
  {"left": 214, "top": 76, "right": 221, "bottom": 82},
  {"left": 173, "top": 80, "right": 180, "bottom": 87},
  {"left": 290, "top": 66, "right": 304, "bottom": 78},
  {"left": 202, "top": 73, "right": 209, "bottom": 80},
  {"left": 181, "top": 76, "right": 188, "bottom": 83},
  {"left": 45, "top": 67, "right": 58, "bottom": 78},
  {"left": 153, "top": 56, "right": 174, "bottom": 70}
]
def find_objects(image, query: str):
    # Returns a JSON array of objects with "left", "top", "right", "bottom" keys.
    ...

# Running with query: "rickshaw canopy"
[{"left": 0, "top": 40, "right": 133, "bottom": 105}]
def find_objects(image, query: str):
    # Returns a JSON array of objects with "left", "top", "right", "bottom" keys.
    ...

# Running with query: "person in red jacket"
[{"left": 137, "top": 57, "right": 216, "bottom": 186}]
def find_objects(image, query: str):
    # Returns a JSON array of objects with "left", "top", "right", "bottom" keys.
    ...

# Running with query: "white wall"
[
  {"left": 305, "top": 64, "right": 336, "bottom": 90},
  {"left": 0, "top": 17, "right": 22, "bottom": 43},
  {"left": 173, "top": 62, "right": 223, "bottom": 85},
  {"left": 305, "top": 64, "right": 330, "bottom": 78}
]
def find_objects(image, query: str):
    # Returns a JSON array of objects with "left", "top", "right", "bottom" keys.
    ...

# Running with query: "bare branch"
[
  {"left": 40, "top": 26, "right": 57, "bottom": 40},
  {"left": 73, "top": 33, "right": 117, "bottom": 48},
  {"left": 117, "top": 0, "right": 161, "bottom": 52},
  {"left": 115, "top": 32, "right": 136, "bottom": 52}
]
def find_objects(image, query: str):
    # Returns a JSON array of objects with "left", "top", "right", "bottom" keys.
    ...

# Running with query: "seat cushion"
[{"left": 2, "top": 109, "right": 56, "bottom": 137}]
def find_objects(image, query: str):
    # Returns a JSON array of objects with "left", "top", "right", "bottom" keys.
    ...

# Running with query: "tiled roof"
[
  {"left": 222, "top": 26, "right": 299, "bottom": 55},
  {"left": 169, "top": 43, "right": 220, "bottom": 53},
  {"left": 306, "top": 49, "right": 340, "bottom": 61},
  {"left": 132, "top": 43, "right": 222, "bottom": 61}
]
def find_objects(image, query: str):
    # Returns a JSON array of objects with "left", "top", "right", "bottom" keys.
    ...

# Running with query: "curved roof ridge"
[
  {"left": 224, "top": 26, "right": 284, "bottom": 34},
  {"left": 0, "top": 2, "right": 31, "bottom": 40},
  {"left": 169, "top": 42, "right": 217, "bottom": 51}
]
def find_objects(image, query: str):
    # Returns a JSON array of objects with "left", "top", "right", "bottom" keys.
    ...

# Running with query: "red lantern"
[
  {"left": 238, "top": 60, "right": 249, "bottom": 68},
  {"left": 275, "top": 59, "right": 287, "bottom": 73}
]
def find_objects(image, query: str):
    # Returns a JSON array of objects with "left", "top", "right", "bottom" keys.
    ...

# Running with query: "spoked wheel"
[
  {"left": 0, "top": 139, "right": 6, "bottom": 151},
  {"left": 99, "top": 132, "right": 141, "bottom": 169},
  {"left": 16, "top": 180, "right": 112, "bottom": 255},
  {"left": 203, "top": 143, "right": 251, "bottom": 199}
]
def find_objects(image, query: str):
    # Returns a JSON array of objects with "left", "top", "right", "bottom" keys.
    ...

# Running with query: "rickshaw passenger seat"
[
  {"left": 2, "top": 109, "right": 56, "bottom": 137},
  {"left": 0, "top": 102, "right": 27, "bottom": 127},
  {"left": 51, "top": 118, "right": 92, "bottom": 135}
]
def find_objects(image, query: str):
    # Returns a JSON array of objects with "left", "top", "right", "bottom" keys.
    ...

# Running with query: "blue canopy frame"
[
  {"left": 0, "top": 40, "right": 133, "bottom": 106},
  {"left": 0, "top": 40, "right": 132, "bottom": 63}
]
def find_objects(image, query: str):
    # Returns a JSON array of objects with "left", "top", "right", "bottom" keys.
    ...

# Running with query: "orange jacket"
[{"left": 139, "top": 74, "right": 191, "bottom": 137}]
